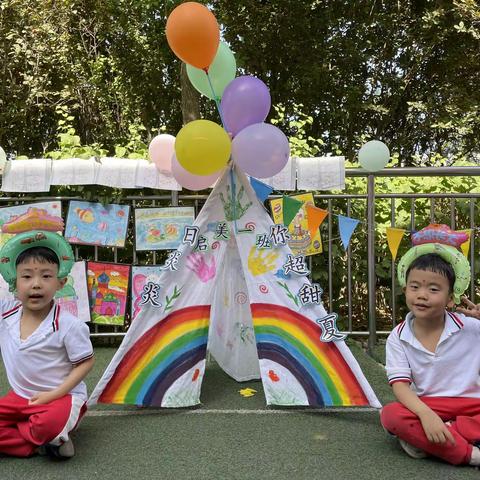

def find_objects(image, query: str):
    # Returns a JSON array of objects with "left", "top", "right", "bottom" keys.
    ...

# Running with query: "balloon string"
[
  {"left": 205, "top": 72, "right": 229, "bottom": 133},
  {"left": 229, "top": 166, "right": 238, "bottom": 234},
  {"left": 206, "top": 71, "right": 236, "bottom": 233}
]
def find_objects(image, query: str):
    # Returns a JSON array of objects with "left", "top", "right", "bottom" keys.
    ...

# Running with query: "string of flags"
[
  {"left": 385, "top": 226, "right": 472, "bottom": 261},
  {"left": 250, "top": 177, "right": 475, "bottom": 255},
  {"left": 250, "top": 177, "right": 361, "bottom": 251}
]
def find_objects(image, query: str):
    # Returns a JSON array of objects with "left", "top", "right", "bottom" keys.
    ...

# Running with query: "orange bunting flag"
[
  {"left": 386, "top": 227, "right": 406, "bottom": 261},
  {"left": 306, "top": 205, "right": 328, "bottom": 238},
  {"left": 459, "top": 229, "right": 472, "bottom": 257}
]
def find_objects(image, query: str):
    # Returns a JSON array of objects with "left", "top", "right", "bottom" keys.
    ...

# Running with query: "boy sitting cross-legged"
[
  {"left": 0, "top": 231, "right": 94, "bottom": 459},
  {"left": 381, "top": 225, "right": 480, "bottom": 467}
]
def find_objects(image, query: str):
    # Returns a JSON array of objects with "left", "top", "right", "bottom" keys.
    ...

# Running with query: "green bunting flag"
[{"left": 282, "top": 196, "right": 303, "bottom": 227}]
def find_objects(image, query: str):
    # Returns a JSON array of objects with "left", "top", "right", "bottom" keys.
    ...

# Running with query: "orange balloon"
[{"left": 166, "top": 2, "right": 220, "bottom": 70}]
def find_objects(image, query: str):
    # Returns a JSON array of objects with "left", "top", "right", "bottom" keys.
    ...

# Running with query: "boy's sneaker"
[
  {"left": 39, "top": 439, "right": 75, "bottom": 459},
  {"left": 398, "top": 439, "right": 428, "bottom": 459}
]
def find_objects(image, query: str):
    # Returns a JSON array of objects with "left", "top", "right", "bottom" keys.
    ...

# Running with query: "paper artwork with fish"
[
  {"left": 0, "top": 201, "right": 63, "bottom": 247},
  {"left": 65, "top": 201, "right": 130, "bottom": 247},
  {"left": 135, "top": 207, "right": 195, "bottom": 251}
]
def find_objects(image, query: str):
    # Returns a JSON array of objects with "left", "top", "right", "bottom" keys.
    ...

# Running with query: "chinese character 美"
[
  {"left": 139, "top": 281, "right": 161, "bottom": 307},
  {"left": 161, "top": 250, "right": 182, "bottom": 271},
  {"left": 214, "top": 222, "right": 230, "bottom": 240},
  {"left": 283, "top": 254, "right": 310, "bottom": 276},
  {"left": 255, "top": 234, "right": 272, "bottom": 249},
  {"left": 269, "top": 224, "right": 291, "bottom": 246},
  {"left": 316, "top": 313, "right": 346, "bottom": 342},
  {"left": 183, "top": 226, "right": 200, "bottom": 246},
  {"left": 195, "top": 235, "right": 209, "bottom": 251},
  {"left": 298, "top": 283, "right": 323, "bottom": 305}
]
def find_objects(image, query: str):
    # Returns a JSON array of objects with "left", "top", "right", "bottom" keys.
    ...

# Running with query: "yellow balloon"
[{"left": 175, "top": 120, "right": 231, "bottom": 175}]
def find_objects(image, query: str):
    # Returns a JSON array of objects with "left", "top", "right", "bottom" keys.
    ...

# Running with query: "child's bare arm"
[
  {"left": 392, "top": 382, "right": 455, "bottom": 445},
  {"left": 29, "top": 356, "right": 95, "bottom": 405}
]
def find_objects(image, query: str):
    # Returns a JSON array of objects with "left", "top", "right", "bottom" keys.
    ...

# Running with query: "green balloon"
[
  {"left": 358, "top": 140, "right": 390, "bottom": 172},
  {"left": 186, "top": 42, "right": 236, "bottom": 100}
]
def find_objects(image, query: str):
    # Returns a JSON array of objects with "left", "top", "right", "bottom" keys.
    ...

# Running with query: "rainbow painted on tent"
[
  {"left": 252, "top": 303, "right": 369, "bottom": 406},
  {"left": 98, "top": 305, "right": 210, "bottom": 406}
]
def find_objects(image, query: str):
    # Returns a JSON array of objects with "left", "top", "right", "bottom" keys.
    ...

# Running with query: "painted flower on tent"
[
  {"left": 268, "top": 370, "right": 280, "bottom": 382},
  {"left": 192, "top": 368, "right": 200, "bottom": 382}
]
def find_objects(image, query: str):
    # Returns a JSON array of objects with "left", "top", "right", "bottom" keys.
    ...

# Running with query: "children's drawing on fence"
[
  {"left": 0, "top": 201, "right": 63, "bottom": 247},
  {"left": 65, "top": 201, "right": 130, "bottom": 247},
  {"left": 135, "top": 207, "right": 195, "bottom": 250},
  {"left": 270, "top": 193, "right": 323, "bottom": 256},
  {"left": 131, "top": 266, "right": 164, "bottom": 321},
  {"left": 87, "top": 262, "right": 130, "bottom": 325},
  {"left": 54, "top": 261, "right": 91, "bottom": 322}
]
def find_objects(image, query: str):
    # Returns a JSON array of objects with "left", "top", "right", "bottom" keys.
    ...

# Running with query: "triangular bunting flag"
[
  {"left": 250, "top": 177, "right": 273, "bottom": 203},
  {"left": 459, "top": 229, "right": 472, "bottom": 257},
  {"left": 386, "top": 227, "right": 406, "bottom": 261},
  {"left": 338, "top": 215, "right": 360, "bottom": 250},
  {"left": 306, "top": 205, "right": 328, "bottom": 238},
  {"left": 282, "top": 196, "right": 303, "bottom": 227}
]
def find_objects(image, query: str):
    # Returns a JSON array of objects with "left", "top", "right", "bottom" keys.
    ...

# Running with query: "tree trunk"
[{"left": 180, "top": 63, "right": 200, "bottom": 125}]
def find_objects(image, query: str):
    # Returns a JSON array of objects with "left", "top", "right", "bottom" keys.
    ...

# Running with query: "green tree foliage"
[
  {"left": 214, "top": 0, "right": 480, "bottom": 164},
  {"left": 1, "top": 1, "right": 478, "bottom": 164}
]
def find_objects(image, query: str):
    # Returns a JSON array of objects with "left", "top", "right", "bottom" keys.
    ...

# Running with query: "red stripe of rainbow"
[
  {"left": 252, "top": 303, "right": 369, "bottom": 406},
  {"left": 99, "top": 305, "right": 210, "bottom": 406}
]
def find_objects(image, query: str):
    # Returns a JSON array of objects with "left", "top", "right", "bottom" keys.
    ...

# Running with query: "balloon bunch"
[{"left": 149, "top": 1, "right": 290, "bottom": 190}]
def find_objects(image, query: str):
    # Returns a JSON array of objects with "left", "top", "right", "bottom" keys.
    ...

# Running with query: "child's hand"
[
  {"left": 455, "top": 296, "right": 480, "bottom": 320},
  {"left": 418, "top": 410, "right": 456, "bottom": 445},
  {"left": 29, "top": 391, "right": 58, "bottom": 405}
]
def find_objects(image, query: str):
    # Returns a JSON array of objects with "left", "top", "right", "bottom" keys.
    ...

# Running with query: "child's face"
[
  {"left": 404, "top": 268, "right": 454, "bottom": 322},
  {"left": 16, "top": 259, "right": 66, "bottom": 314}
]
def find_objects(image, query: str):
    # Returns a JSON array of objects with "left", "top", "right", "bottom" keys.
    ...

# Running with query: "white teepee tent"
[{"left": 89, "top": 166, "right": 381, "bottom": 409}]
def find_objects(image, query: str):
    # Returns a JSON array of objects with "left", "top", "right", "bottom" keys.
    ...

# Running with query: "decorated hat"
[
  {"left": 0, "top": 230, "right": 74, "bottom": 291},
  {"left": 397, "top": 224, "right": 470, "bottom": 304}
]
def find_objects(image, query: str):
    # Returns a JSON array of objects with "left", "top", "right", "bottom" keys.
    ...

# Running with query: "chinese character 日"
[{"left": 183, "top": 226, "right": 200, "bottom": 246}]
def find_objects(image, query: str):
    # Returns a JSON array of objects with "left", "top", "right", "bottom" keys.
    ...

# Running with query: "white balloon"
[{"left": 358, "top": 140, "right": 390, "bottom": 172}]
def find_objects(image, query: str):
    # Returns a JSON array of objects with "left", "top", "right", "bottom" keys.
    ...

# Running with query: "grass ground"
[{"left": 0, "top": 342, "right": 478, "bottom": 480}]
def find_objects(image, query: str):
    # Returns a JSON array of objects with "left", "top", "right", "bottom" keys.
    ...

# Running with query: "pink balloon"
[
  {"left": 172, "top": 155, "right": 222, "bottom": 190},
  {"left": 148, "top": 134, "right": 175, "bottom": 173},
  {"left": 231, "top": 123, "right": 289, "bottom": 178}
]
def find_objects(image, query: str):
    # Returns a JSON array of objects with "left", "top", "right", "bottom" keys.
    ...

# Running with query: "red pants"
[
  {"left": 0, "top": 390, "right": 86, "bottom": 457},
  {"left": 381, "top": 396, "right": 480, "bottom": 465}
]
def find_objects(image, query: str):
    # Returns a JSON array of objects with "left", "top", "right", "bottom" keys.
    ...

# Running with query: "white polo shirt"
[
  {"left": 386, "top": 311, "right": 480, "bottom": 398},
  {"left": 0, "top": 300, "right": 94, "bottom": 401}
]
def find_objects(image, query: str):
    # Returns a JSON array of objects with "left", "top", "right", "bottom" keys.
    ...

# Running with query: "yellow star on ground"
[{"left": 239, "top": 388, "right": 257, "bottom": 397}]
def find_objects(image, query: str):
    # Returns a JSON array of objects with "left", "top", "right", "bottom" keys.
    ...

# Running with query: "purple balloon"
[
  {"left": 220, "top": 76, "right": 271, "bottom": 137},
  {"left": 172, "top": 155, "right": 222, "bottom": 190},
  {"left": 231, "top": 123, "right": 290, "bottom": 178}
]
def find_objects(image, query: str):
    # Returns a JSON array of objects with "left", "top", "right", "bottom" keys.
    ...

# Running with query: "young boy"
[
  {"left": 381, "top": 238, "right": 480, "bottom": 466},
  {"left": 0, "top": 231, "right": 94, "bottom": 459}
]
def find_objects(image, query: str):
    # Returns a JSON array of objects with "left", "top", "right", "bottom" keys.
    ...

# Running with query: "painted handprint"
[
  {"left": 248, "top": 246, "right": 279, "bottom": 276},
  {"left": 186, "top": 253, "right": 216, "bottom": 282},
  {"left": 220, "top": 185, "right": 252, "bottom": 221}
]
